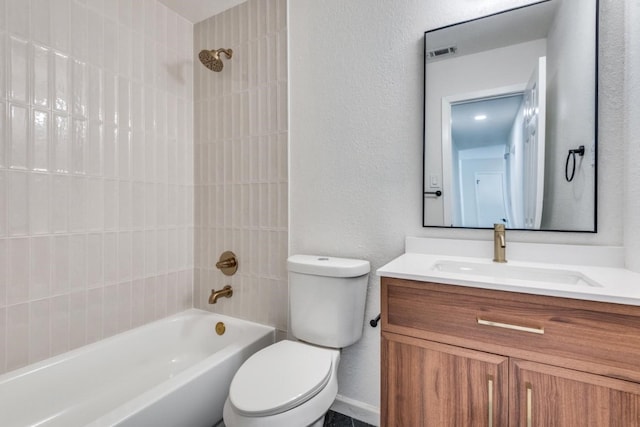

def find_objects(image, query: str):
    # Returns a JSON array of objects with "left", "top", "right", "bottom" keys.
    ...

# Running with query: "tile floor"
[
  {"left": 323, "top": 410, "right": 375, "bottom": 427},
  {"left": 215, "top": 410, "right": 374, "bottom": 427}
]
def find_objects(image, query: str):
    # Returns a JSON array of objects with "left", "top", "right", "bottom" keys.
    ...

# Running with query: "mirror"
[{"left": 423, "top": 0, "right": 597, "bottom": 232}]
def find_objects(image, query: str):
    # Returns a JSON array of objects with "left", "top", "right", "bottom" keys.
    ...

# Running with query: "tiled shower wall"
[
  {"left": 0, "top": 0, "right": 194, "bottom": 374},
  {"left": 194, "top": 0, "right": 288, "bottom": 332}
]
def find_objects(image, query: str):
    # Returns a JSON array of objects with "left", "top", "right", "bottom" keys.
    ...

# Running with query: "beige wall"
[{"left": 193, "top": 0, "right": 288, "bottom": 333}]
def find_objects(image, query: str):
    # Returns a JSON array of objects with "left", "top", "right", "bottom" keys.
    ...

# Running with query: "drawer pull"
[
  {"left": 526, "top": 382, "right": 533, "bottom": 427},
  {"left": 487, "top": 375, "right": 494, "bottom": 427},
  {"left": 477, "top": 318, "right": 544, "bottom": 335}
]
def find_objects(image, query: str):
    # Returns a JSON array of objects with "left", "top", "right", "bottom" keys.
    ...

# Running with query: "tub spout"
[{"left": 209, "top": 285, "right": 233, "bottom": 304}]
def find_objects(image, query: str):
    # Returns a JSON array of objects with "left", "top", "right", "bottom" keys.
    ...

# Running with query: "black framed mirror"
[{"left": 422, "top": 0, "right": 598, "bottom": 232}]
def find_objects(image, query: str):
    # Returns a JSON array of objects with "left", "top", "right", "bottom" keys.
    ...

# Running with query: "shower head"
[{"left": 199, "top": 48, "right": 233, "bottom": 72}]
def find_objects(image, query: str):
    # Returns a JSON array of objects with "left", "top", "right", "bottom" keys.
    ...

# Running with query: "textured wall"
[
  {"left": 625, "top": 0, "right": 640, "bottom": 271},
  {"left": 0, "top": 0, "right": 194, "bottom": 375},
  {"left": 290, "top": 0, "right": 626, "bottom": 422},
  {"left": 193, "top": 0, "right": 288, "bottom": 332}
]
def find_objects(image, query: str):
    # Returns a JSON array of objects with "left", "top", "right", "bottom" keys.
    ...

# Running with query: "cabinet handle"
[
  {"left": 487, "top": 375, "right": 494, "bottom": 427},
  {"left": 526, "top": 382, "right": 533, "bottom": 427},
  {"left": 477, "top": 318, "right": 544, "bottom": 335}
]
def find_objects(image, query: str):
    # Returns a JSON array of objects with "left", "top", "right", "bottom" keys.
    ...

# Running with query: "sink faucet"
[
  {"left": 209, "top": 285, "right": 233, "bottom": 304},
  {"left": 493, "top": 223, "right": 507, "bottom": 263}
]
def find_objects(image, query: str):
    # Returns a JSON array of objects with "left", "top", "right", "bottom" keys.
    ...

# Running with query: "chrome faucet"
[
  {"left": 493, "top": 223, "right": 507, "bottom": 263},
  {"left": 209, "top": 285, "right": 233, "bottom": 304}
]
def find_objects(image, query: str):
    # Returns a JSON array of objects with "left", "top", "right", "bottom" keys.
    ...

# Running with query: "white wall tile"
[
  {"left": 86, "top": 121, "right": 102, "bottom": 176},
  {"left": 87, "top": 65, "right": 103, "bottom": 121},
  {"left": 51, "top": 174, "right": 69, "bottom": 233},
  {"left": 68, "top": 234, "right": 86, "bottom": 292},
  {"left": 31, "top": 110, "right": 49, "bottom": 172},
  {"left": 103, "top": 71, "right": 117, "bottom": 125},
  {"left": 9, "top": 104, "right": 28, "bottom": 169},
  {"left": 118, "top": 128, "right": 130, "bottom": 179},
  {"left": 72, "top": 60, "right": 88, "bottom": 118},
  {"left": 118, "top": 231, "right": 132, "bottom": 281},
  {"left": 7, "top": 0, "right": 30, "bottom": 39},
  {"left": 87, "top": 9, "right": 104, "bottom": 68},
  {"left": 131, "top": 0, "right": 143, "bottom": 33},
  {"left": 68, "top": 176, "right": 86, "bottom": 232},
  {"left": 0, "top": 0, "right": 194, "bottom": 376},
  {"left": 71, "top": 1, "right": 88, "bottom": 61},
  {"left": 103, "top": 178, "right": 117, "bottom": 230},
  {"left": 131, "top": 230, "right": 144, "bottom": 279},
  {"left": 102, "top": 125, "right": 116, "bottom": 177},
  {"left": 0, "top": 241, "right": 6, "bottom": 307},
  {"left": 193, "top": 0, "right": 288, "bottom": 327},
  {"left": 8, "top": 171, "right": 28, "bottom": 235},
  {"left": 51, "top": 235, "right": 69, "bottom": 296},
  {"left": 32, "top": 44, "right": 50, "bottom": 108},
  {"left": 103, "top": 18, "right": 118, "bottom": 74},
  {"left": 0, "top": 103, "right": 5, "bottom": 168},
  {"left": 118, "top": 26, "right": 131, "bottom": 78},
  {"left": 86, "top": 177, "right": 104, "bottom": 231},
  {"left": 85, "top": 287, "right": 103, "bottom": 343},
  {"left": 6, "top": 303, "right": 29, "bottom": 371},
  {"left": 71, "top": 119, "right": 86, "bottom": 174},
  {"left": 118, "top": 180, "right": 131, "bottom": 229},
  {"left": 117, "top": 281, "right": 132, "bottom": 332},
  {"left": 68, "top": 290, "right": 86, "bottom": 349},
  {"left": 0, "top": 0, "right": 5, "bottom": 32},
  {"left": 102, "top": 284, "right": 117, "bottom": 337},
  {"left": 53, "top": 52, "right": 70, "bottom": 112},
  {"left": 86, "top": 233, "right": 103, "bottom": 288},
  {"left": 7, "top": 238, "right": 28, "bottom": 306},
  {"left": 52, "top": 114, "right": 70, "bottom": 173},
  {"left": 29, "top": 173, "right": 49, "bottom": 234},
  {"left": 49, "top": 295, "right": 69, "bottom": 355},
  {"left": 28, "top": 298, "right": 50, "bottom": 363},
  {"left": 50, "top": 0, "right": 70, "bottom": 53}
]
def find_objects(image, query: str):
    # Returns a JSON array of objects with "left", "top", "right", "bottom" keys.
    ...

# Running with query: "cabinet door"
[
  {"left": 510, "top": 359, "right": 640, "bottom": 426},
  {"left": 382, "top": 332, "right": 509, "bottom": 427}
]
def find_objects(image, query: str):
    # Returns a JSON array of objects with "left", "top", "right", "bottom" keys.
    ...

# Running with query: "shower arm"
[{"left": 215, "top": 48, "right": 233, "bottom": 59}]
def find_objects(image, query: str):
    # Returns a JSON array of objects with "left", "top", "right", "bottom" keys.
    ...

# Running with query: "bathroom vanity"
[{"left": 378, "top": 238, "right": 640, "bottom": 426}]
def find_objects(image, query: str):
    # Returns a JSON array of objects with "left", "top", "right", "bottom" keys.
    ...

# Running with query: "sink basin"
[{"left": 431, "top": 260, "right": 602, "bottom": 287}]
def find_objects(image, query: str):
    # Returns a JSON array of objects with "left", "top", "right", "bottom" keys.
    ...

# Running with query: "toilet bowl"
[
  {"left": 223, "top": 341, "right": 340, "bottom": 427},
  {"left": 222, "top": 255, "right": 370, "bottom": 427}
]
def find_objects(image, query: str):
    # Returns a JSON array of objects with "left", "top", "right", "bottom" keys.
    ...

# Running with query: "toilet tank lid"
[{"left": 287, "top": 255, "right": 370, "bottom": 278}]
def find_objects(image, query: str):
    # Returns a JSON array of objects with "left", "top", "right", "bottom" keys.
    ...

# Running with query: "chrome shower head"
[{"left": 199, "top": 48, "right": 233, "bottom": 72}]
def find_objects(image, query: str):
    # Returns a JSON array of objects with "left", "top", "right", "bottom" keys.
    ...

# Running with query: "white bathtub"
[{"left": 0, "top": 309, "right": 274, "bottom": 427}]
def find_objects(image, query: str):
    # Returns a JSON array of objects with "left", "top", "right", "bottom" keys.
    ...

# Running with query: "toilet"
[{"left": 222, "top": 254, "right": 370, "bottom": 427}]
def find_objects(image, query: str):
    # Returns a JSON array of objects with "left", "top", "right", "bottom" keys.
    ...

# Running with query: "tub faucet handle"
[{"left": 216, "top": 251, "right": 238, "bottom": 276}]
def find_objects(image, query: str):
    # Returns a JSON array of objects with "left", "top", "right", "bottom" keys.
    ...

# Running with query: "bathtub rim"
[{"left": 0, "top": 308, "right": 276, "bottom": 427}]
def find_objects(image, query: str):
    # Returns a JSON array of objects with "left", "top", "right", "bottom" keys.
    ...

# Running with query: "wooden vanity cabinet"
[{"left": 381, "top": 277, "right": 640, "bottom": 427}]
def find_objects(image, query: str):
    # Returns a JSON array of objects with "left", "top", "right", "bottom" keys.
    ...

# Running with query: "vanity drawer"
[{"left": 382, "top": 277, "right": 640, "bottom": 383}]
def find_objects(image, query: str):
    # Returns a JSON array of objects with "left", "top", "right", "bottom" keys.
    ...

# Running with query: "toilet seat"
[{"left": 228, "top": 341, "right": 333, "bottom": 417}]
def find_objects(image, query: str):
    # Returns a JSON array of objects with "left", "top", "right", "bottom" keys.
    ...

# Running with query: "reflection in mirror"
[{"left": 423, "top": 0, "right": 597, "bottom": 232}]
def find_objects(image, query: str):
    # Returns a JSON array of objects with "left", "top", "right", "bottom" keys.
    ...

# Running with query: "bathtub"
[{"left": 0, "top": 309, "right": 274, "bottom": 427}]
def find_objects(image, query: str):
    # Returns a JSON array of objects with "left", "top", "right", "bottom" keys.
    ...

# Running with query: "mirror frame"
[{"left": 421, "top": 0, "right": 599, "bottom": 233}]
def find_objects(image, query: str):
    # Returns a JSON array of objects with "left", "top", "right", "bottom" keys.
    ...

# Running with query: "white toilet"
[{"left": 222, "top": 254, "right": 370, "bottom": 427}]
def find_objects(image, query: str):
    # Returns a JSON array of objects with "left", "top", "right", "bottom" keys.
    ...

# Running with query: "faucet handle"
[{"left": 216, "top": 251, "right": 238, "bottom": 276}]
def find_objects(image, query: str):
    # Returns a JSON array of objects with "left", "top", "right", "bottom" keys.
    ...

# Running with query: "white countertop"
[{"left": 377, "top": 238, "right": 640, "bottom": 306}]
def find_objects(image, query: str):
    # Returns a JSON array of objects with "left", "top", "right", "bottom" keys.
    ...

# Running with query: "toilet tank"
[{"left": 287, "top": 255, "right": 370, "bottom": 348}]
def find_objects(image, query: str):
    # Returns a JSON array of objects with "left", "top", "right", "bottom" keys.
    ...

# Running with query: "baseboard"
[{"left": 330, "top": 394, "right": 380, "bottom": 426}]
